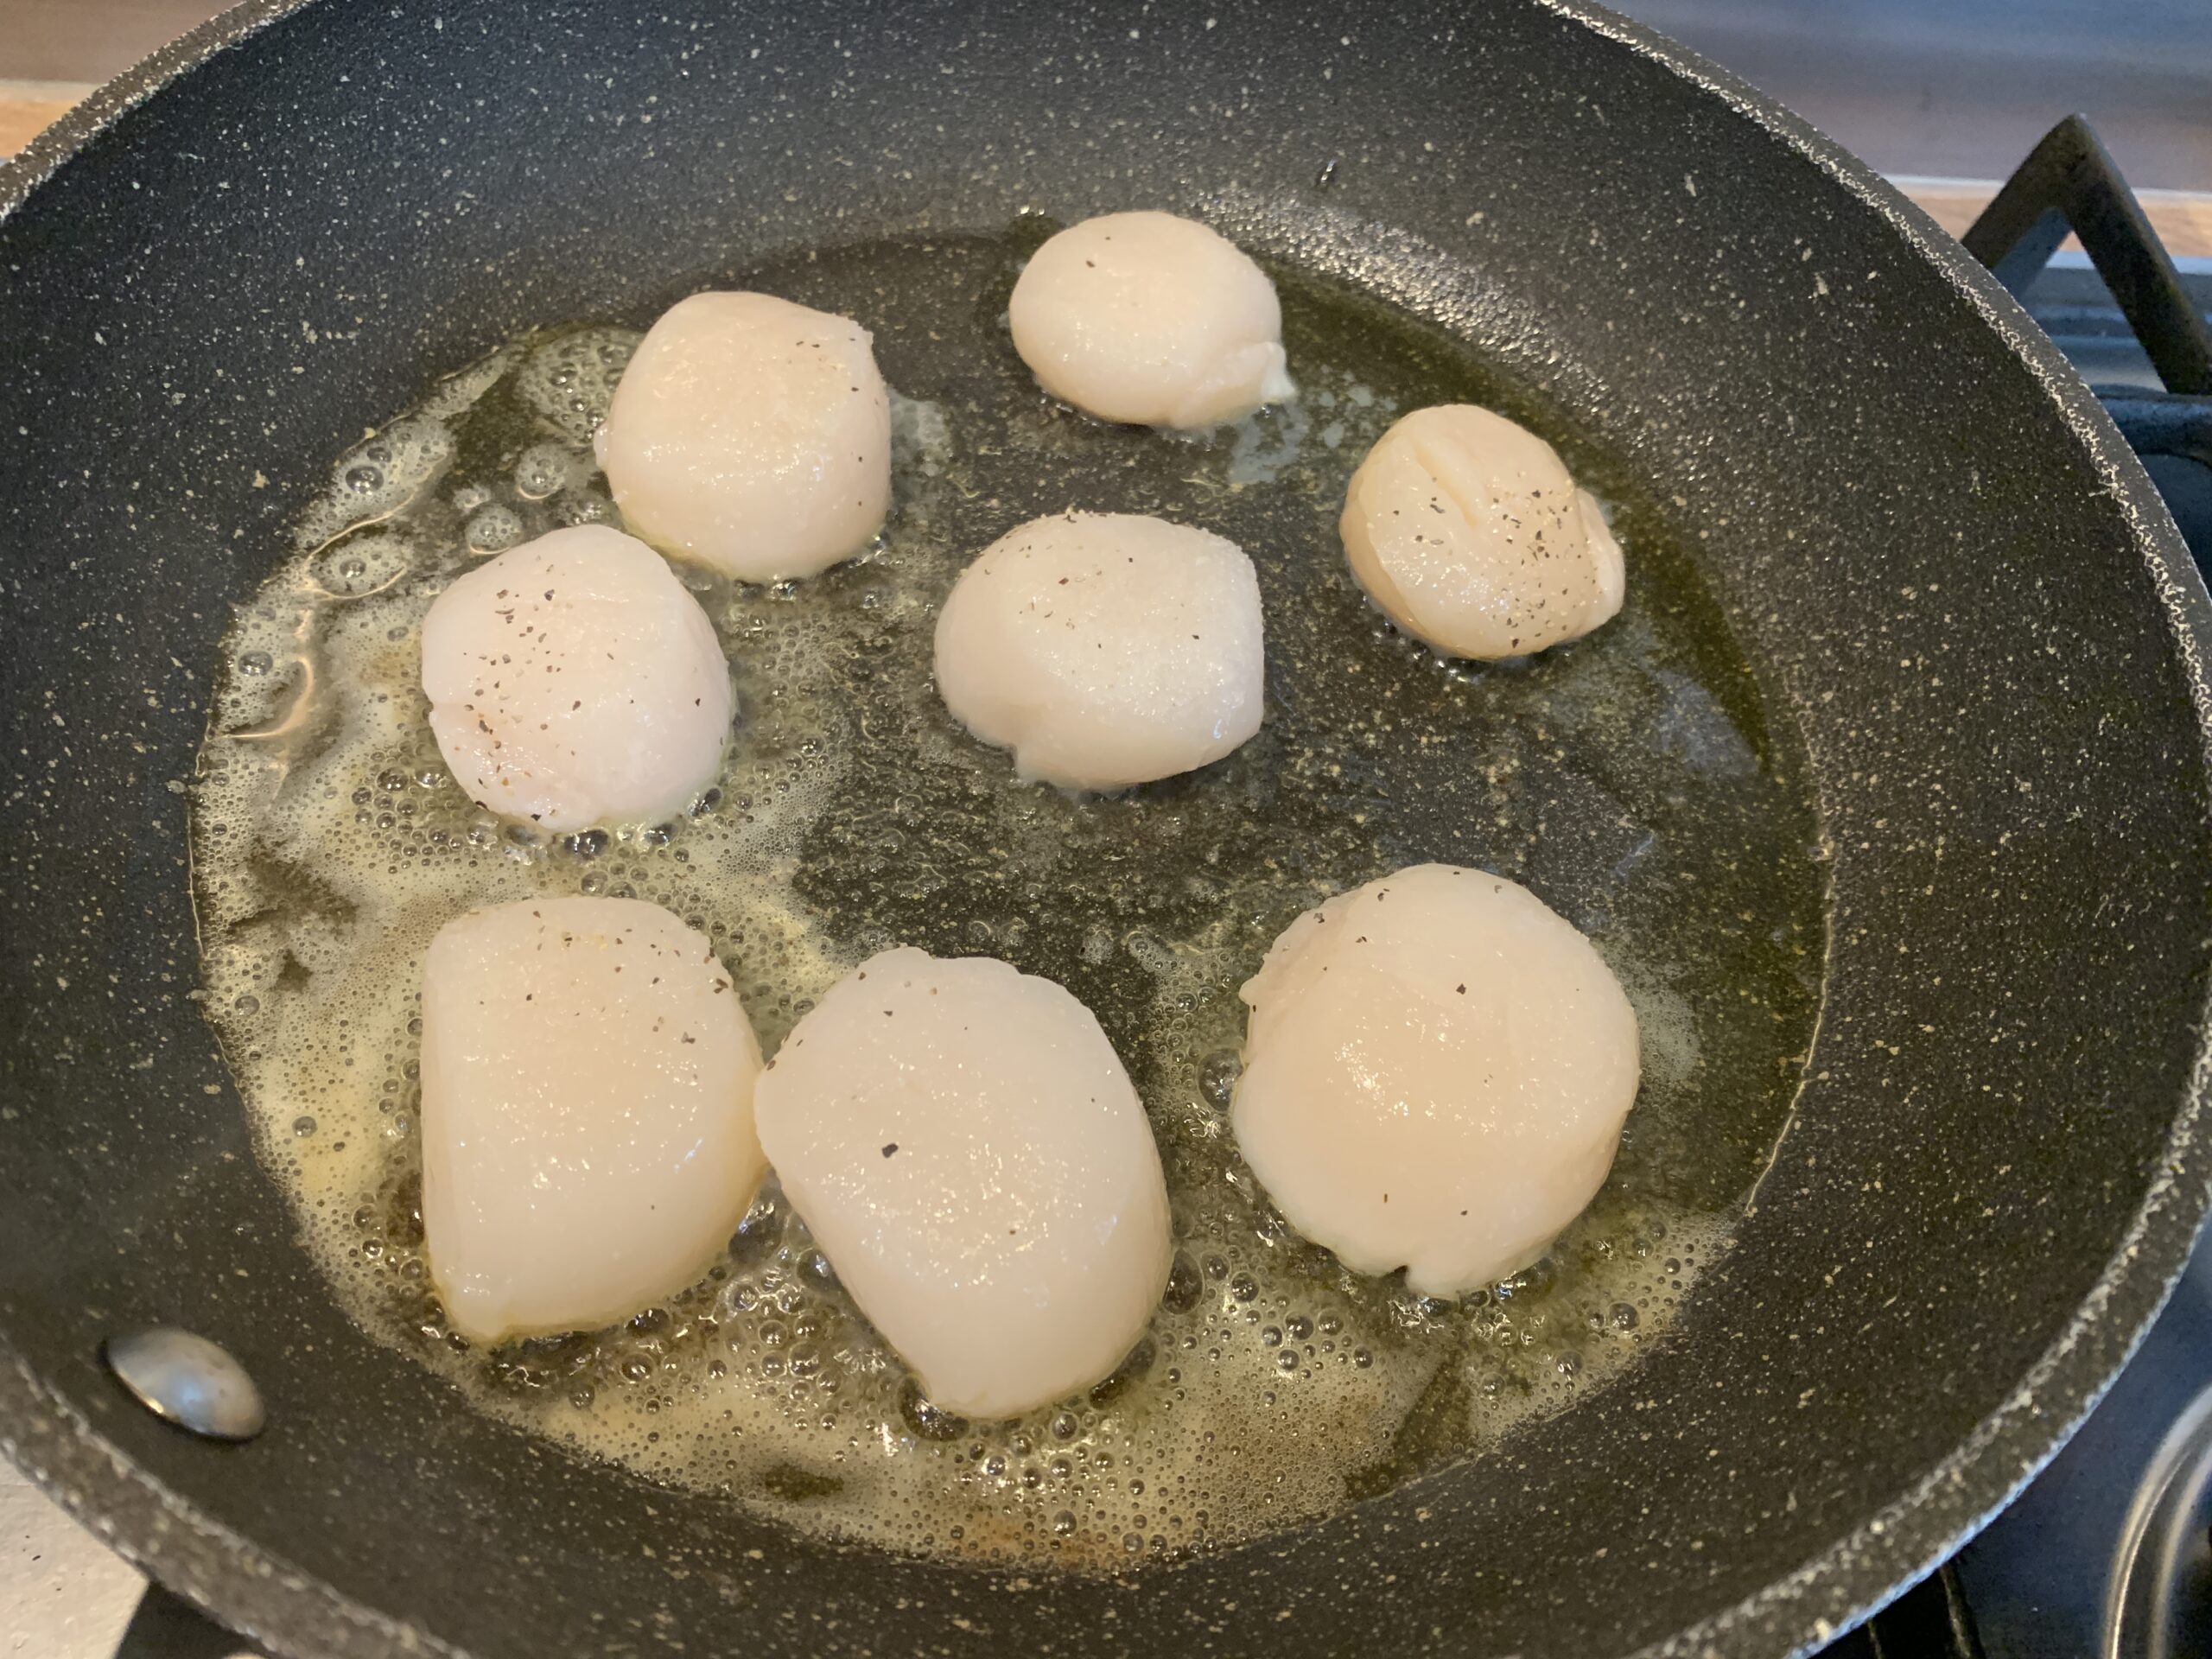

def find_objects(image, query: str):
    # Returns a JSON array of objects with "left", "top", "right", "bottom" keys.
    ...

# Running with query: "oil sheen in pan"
[{"left": 189, "top": 226, "right": 1826, "bottom": 1571}]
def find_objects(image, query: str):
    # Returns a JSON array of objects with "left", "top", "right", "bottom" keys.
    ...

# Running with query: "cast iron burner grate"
[{"left": 1971, "top": 115, "right": 2212, "bottom": 573}]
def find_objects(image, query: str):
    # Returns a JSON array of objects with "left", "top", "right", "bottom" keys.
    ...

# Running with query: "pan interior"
[{"left": 188, "top": 224, "right": 1825, "bottom": 1570}]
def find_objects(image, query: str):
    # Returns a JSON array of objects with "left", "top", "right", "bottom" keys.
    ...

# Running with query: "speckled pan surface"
[{"left": 2, "top": 2, "right": 2209, "bottom": 1656}]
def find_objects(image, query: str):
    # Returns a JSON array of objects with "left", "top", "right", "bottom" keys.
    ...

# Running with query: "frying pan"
[{"left": 3, "top": 1, "right": 2210, "bottom": 1656}]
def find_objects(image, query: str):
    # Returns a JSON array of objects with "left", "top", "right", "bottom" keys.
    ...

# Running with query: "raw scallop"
[
  {"left": 753, "top": 947, "right": 1172, "bottom": 1418},
  {"left": 420, "top": 896, "right": 767, "bottom": 1344},
  {"left": 1339, "top": 404, "right": 1625, "bottom": 659},
  {"left": 1232, "top": 865, "right": 1640, "bottom": 1295},
  {"left": 1009, "top": 211, "right": 1294, "bottom": 428},
  {"left": 596, "top": 290, "right": 891, "bottom": 581},
  {"left": 933, "top": 511, "right": 1266, "bottom": 790},
  {"left": 419, "top": 525, "right": 732, "bottom": 833}
]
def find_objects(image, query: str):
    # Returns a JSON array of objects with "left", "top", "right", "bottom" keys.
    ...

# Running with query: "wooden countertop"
[
  {"left": 0, "top": 79, "right": 90, "bottom": 157},
  {"left": 6, "top": 78, "right": 2209, "bottom": 257},
  {"left": 1892, "top": 174, "right": 2212, "bottom": 261}
]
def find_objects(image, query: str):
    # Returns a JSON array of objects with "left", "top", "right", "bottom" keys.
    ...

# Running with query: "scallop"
[
  {"left": 1009, "top": 211, "right": 1294, "bottom": 428},
  {"left": 753, "top": 948, "right": 1172, "bottom": 1419},
  {"left": 1339, "top": 404, "right": 1625, "bottom": 659},
  {"left": 1232, "top": 865, "right": 1640, "bottom": 1296},
  {"left": 419, "top": 524, "right": 731, "bottom": 832},
  {"left": 420, "top": 896, "right": 766, "bottom": 1344},
  {"left": 933, "top": 511, "right": 1266, "bottom": 790},
  {"left": 595, "top": 290, "right": 891, "bottom": 581}
]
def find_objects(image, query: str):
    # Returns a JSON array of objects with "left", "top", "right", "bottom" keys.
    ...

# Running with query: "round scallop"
[
  {"left": 420, "top": 524, "right": 732, "bottom": 832},
  {"left": 753, "top": 948, "right": 1172, "bottom": 1419},
  {"left": 595, "top": 290, "right": 891, "bottom": 582},
  {"left": 933, "top": 511, "right": 1266, "bottom": 790},
  {"left": 421, "top": 896, "right": 767, "bottom": 1344},
  {"left": 1232, "top": 865, "right": 1640, "bottom": 1297},
  {"left": 1340, "top": 404, "right": 1626, "bottom": 659},
  {"left": 1009, "top": 211, "right": 1294, "bottom": 429}
]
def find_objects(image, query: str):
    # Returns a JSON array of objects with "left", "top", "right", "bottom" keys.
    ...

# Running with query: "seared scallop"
[
  {"left": 420, "top": 896, "right": 766, "bottom": 1344},
  {"left": 596, "top": 291, "right": 891, "bottom": 581},
  {"left": 1009, "top": 211, "right": 1294, "bottom": 428},
  {"left": 753, "top": 948, "right": 1172, "bottom": 1419},
  {"left": 1232, "top": 865, "right": 1640, "bottom": 1296},
  {"left": 420, "top": 524, "right": 731, "bottom": 832},
  {"left": 933, "top": 511, "right": 1265, "bottom": 790},
  {"left": 1340, "top": 404, "right": 1625, "bottom": 659}
]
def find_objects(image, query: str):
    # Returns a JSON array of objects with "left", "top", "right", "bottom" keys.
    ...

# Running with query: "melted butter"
[{"left": 191, "top": 230, "right": 1824, "bottom": 1571}]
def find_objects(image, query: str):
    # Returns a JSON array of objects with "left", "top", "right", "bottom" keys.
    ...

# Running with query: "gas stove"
[{"left": 2, "top": 106, "right": 2209, "bottom": 1659}]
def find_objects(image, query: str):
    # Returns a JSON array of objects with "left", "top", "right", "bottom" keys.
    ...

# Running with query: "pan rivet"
[{"left": 104, "top": 1327, "right": 267, "bottom": 1442}]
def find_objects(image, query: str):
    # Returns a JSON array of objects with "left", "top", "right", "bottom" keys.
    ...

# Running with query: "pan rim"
[
  {"left": 3, "top": 2, "right": 2209, "bottom": 1656},
  {"left": 1536, "top": 5, "right": 2212, "bottom": 1656}
]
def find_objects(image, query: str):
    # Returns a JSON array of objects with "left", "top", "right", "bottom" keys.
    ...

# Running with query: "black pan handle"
[{"left": 112, "top": 1581, "right": 261, "bottom": 1659}]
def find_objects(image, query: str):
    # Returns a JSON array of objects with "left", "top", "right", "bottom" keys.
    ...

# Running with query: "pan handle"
[{"left": 111, "top": 1581, "right": 261, "bottom": 1659}]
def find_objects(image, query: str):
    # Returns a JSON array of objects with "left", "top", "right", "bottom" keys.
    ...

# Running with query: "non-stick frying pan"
[{"left": 3, "top": 2, "right": 2210, "bottom": 1656}]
